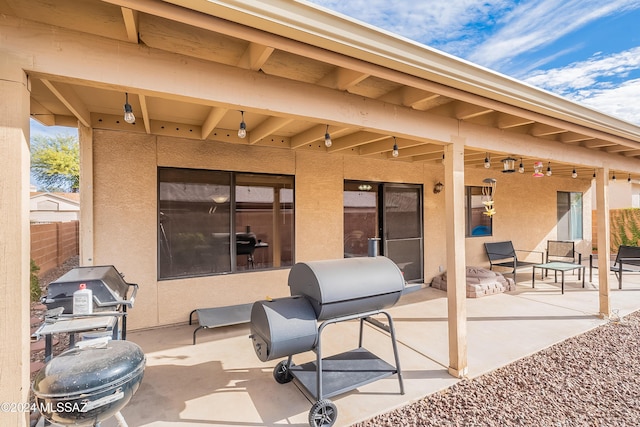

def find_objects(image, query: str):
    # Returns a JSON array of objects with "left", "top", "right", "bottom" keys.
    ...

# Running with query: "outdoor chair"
[
  {"left": 484, "top": 241, "right": 544, "bottom": 283},
  {"left": 545, "top": 240, "right": 582, "bottom": 280},
  {"left": 589, "top": 245, "right": 640, "bottom": 289}
]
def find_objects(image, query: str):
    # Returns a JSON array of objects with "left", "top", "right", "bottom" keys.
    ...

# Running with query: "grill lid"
[
  {"left": 44, "top": 265, "right": 135, "bottom": 311},
  {"left": 288, "top": 256, "right": 405, "bottom": 320},
  {"left": 32, "top": 340, "right": 145, "bottom": 398}
]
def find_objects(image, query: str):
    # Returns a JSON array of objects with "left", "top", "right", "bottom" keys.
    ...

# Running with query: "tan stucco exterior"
[{"left": 90, "top": 129, "right": 593, "bottom": 330}]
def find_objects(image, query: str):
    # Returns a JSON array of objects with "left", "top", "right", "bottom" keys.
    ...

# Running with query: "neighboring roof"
[{"left": 30, "top": 192, "right": 80, "bottom": 205}]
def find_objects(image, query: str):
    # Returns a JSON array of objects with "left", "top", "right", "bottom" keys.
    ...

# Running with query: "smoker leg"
[{"left": 381, "top": 311, "right": 405, "bottom": 395}]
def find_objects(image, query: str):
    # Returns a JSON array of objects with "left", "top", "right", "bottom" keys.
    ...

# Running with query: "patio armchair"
[
  {"left": 484, "top": 241, "right": 544, "bottom": 283},
  {"left": 545, "top": 240, "right": 582, "bottom": 280},
  {"left": 589, "top": 245, "right": 640, "bottom": 289}
]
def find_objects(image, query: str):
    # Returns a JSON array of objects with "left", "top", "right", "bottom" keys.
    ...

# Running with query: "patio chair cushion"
[{"left": 431, "top": 266, "right": 516, "bottom": 298}]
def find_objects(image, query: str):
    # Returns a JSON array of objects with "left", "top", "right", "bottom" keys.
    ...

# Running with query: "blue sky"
[{"left": 306, "top": 0, "right": 640, "bottom": 125}]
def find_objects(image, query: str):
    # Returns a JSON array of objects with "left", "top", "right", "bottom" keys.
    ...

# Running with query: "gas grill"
[
  {"left": 42, "top": 265, "right": 138, "bottom": 339},
  {"left": 250, "top": 256, "right": 405, "bottom": 427}
]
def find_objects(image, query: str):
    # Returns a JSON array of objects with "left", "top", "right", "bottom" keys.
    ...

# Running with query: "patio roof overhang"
[{"left": 4, "top": 0, "right": 640, "bottom": 180}]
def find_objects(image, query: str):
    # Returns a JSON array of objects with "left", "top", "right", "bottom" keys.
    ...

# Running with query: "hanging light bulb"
[
  {"left": 572, "top": 169, "right": 577, "bottom": 179},
  {"left": 484, "top": 153, "right": 491, "bottom": 169},
  {"left": 612, "top": 172, "right": 617, "bottom": 182},
  {"left": 546, "top": 162, "right": 552, "bottom": 176},
  {"left": 392, "top": 137, "right": 399, "bottom": 158},
  {"left": 123, "top": 93, "right": 135, "bottom": 124},
  {"left": 518, "top": 158, "right": 524, "bottom": 173},
  {"left": 593, "top": 169, "right": 596, "bottom": 178},
  {"left": 628, "top": 174, "right": 632, "bottom": 183},
  {"left": 324, "top": 125, "right": 332, "bottom": 147},
  {"left": 238, "top": 111, "right": 247, "bottom": 139}
]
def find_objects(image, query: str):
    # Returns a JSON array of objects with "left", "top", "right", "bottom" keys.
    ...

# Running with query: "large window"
[
  {"left": 158, "top": 168, "right": 294, "bottom": 279},
  {"left": 557, "top": 191, "right": 583, "bottom": 240},
  {"left": 465, "top": 186, "right": 493, "bottom": 237}
]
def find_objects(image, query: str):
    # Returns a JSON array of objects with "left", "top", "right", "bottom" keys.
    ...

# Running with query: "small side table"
[{"left": 532, "top": 262, "right": 585, "bottom": 294}]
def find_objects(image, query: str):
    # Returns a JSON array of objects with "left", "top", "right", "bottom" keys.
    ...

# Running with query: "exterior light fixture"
[
  {"left": 546, "top": 162, "right": 552, "bottom": 176},
  {"left": 392, "top": 137, "right": 399, "bottom": 158},
  {"left": 593, "top": 169, "right": 596, "bottom": 178},
  {"left": 533, "top": 161, "right": 544, "bottom": 177},
  {"left": 572, "top": 169, "right": 577, "bottom": 179},
  {"left": 433, "top": 181, "right": 444, "bottom": 194},
  {"left": 123, "top": 93, "right": 135, "bottom": 124},
  {"left": 484, "top": 153, "right": 491, "bottom": 169},
  {"left": 612, "top": 172, "right": 617, "bottom": 182},
  {"left": 518, "top": 158, "right": 524, "bottom": 173},
  {"left": 629, "top": 174, "right": 632, "bottom": 183},
  {"left": 238, "top": 111, "right": 247, "bottom": 139},
  {"left": 501, "top": 157, "right": 516, "bottom": 173},
  {"left": 324, "top": 125, "right": 332, "bottom": 148},
  {"left": 358, "top": 184, "right": 372, "bottom": 191}
]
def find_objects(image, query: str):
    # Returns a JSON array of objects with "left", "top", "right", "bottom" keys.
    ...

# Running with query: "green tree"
[{"left": 31, "top": 134, "right": 80, "bottom": 192}]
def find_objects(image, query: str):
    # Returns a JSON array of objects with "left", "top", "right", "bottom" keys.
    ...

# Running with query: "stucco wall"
[{"left": 91, "top": 129, "right": 593, "bottom": 329}]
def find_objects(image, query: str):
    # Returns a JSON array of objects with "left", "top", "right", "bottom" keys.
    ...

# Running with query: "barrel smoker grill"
[{"left": 250, "top": 256, "right": 405, "bottom": 427}]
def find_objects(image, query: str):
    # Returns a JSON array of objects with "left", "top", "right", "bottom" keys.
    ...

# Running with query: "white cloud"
[
  {"left": 522, "top": 47, "right": 640, "bottom": 123},
  {"left": 468, "top": 0, "right": 640, "bottom": 69}
]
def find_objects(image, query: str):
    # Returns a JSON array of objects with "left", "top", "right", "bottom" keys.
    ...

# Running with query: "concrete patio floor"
[{"left": 100, "top": 269, "right": 640, "bottom": 427}]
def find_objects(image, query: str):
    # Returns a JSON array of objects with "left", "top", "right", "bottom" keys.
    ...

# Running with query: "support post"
[
  {"left": 444, "top": 135, "right": 468, "bottom": 378},
  {"left": 0, "top": 55, "right": 31, "bottom": 427},
  {"left": 78, "top": 124, "right": 94, "bottom": 266},
  {"left": 595, "top": 167, "right": 611, "bottom": 318}
]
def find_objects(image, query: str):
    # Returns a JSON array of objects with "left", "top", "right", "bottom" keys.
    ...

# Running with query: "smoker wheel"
[
  {"left": 308, "top": 399, "right": 337, "bottom": 427},
  {"left": 273, "top": 360, "right": 293, "bottom": 384}
]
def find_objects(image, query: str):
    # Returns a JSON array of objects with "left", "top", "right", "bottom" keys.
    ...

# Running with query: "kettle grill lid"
[{"left": 32, "top": 340, "right": 145, "bottom": 398}]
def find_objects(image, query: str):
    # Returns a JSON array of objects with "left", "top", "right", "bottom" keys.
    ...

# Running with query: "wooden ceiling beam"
[
  {"left": 201, "top": 106, "right": 228, "bottom": 140},
  {"left": 120, "top": 7, "right": 139, "bottom": 43},
  {"left": 249, "top": 116, "right": 293, "bottom": 144},
  {"left": 40, "top": 79, "right": 91, "bottom": 127},
  {"left": 328, "top": 131, "right": 387, "bottom": 152},
  {"left": 317, "top": 67, "right": 369, "bottom": 90},
  {"left": 237, "top": 42, "right": 274, "bottom": 71},
  {"left": 138, "top": 94, "right": 151, "bottom": 134}
]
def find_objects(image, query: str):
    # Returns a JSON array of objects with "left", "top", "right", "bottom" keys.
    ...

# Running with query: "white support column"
[
  {"left": 595, "top": 167, "right": 611, "bottom": 318},
  {"left": 0, "top": 55, "right": 31, "bottom": 427},
  {"left": 444, "top": 135, "right": 468, "bottom": 378},
  {"left": 78, "top": 125, "right": 94, "bottom": 266}
]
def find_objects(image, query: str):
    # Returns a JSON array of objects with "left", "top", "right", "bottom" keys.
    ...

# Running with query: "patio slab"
[{"left": 92, "top": 269, "right": 640, "bottom": 427}]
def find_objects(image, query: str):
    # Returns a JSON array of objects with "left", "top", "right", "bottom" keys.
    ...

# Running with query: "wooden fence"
[{"left": 30, "top": 221, "right": 79, "bottom": 276}]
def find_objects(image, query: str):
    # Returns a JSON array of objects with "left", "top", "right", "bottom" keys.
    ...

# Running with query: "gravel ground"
[{"left": 352, "top": 310, "right": 640, "bottom": 427}]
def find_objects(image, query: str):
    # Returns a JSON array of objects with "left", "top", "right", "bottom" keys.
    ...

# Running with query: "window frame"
[
  {"left": 557, "top": 191, "right": 583, "bottom": 241},
  {"left": 465, "top": 185, "right": 493, "bottom": 237},
  {"left": 157, "top": 167, "right": 295, "bottom": 280}
]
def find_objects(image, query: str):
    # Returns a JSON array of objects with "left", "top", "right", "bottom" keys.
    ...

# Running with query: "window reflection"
[{"left": 158, "top": 168, "right": 294, "bottom": 279}]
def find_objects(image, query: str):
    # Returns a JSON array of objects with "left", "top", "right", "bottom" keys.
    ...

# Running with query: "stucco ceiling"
[{"left": 5, "top": 0, "right": 640, "bottom": 180}]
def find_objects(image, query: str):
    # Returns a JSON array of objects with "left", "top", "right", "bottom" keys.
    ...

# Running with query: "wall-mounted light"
[
  {"left": 392, "top": 137, "right": 399, "bottom": 158},
  {"left": 433, "top": 181, "right": 444, "bottom": 194},
  {"left": 501, "top": 157, "right": 516, "bottom": 173},
  {"left": 123, "top": 93, "right": 135, "bottom": 124},
  {"left": 484, "top": 153, "right": 491, "bottom": 169},
  {"left": 238, "top": 111, "right": 247, "bottom": 139},
  {"left": 358, "top": 184, "right": 372, "bottom": 191},
  {"left": 572, "top": 169, "right": 577, "bottom": 179},
  {"left": 324, "top": 125, "right": 332, "bottom": 147},
  {"left": 546, "top": 162, "right": 552, "bottom": 176},
  {"left": 518, "top": 158, "right": 524, "bottom": 173}
]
